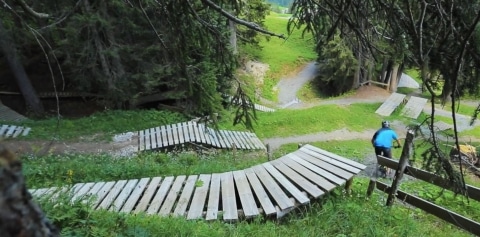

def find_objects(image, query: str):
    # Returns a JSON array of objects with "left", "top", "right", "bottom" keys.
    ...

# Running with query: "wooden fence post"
[
  {"left": 386, "top": 129, "right": 415, "bottom": 206},
  {"left": 266, "top": 144, "right": 271, "bottom": 161}
]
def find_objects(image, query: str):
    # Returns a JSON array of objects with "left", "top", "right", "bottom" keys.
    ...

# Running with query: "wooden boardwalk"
[
  {"left": 254, "top": 104, "right": 275, "bottom": 112},
  {"left": 0, "top": 124, "right": 31, "bottom": 138},
  {"left": 0, "top": 103, "right": 27, "bottom": 121},
  {"left": 30, "top": 144, "right": 366, "bottom": 221},
  {"left": 138, "top": 121, "right": 266, "bottom": 151},
  {"left": 375, "top": 93, "right": 406, "bottom": 116},
  {"left": 401, "top": 96, "right": 428, "bottom": 119}
]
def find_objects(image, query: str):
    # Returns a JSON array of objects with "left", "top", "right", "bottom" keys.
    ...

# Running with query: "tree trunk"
[
  {"left": 0, "top": 145, "right": 59, "bottom": 236},
  {"left": 0, "top": 20, "right": 44, "bottom": 115},
  {"left": 229, "top": 20, "right": 238, "bottom": 55},
  {"left": 389, "top": 64, "right": 399, "bottom": 92}
]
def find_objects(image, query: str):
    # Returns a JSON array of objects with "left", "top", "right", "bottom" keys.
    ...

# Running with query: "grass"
[{"left": 255, "top": 12, "right": 317, "bottom": 101}]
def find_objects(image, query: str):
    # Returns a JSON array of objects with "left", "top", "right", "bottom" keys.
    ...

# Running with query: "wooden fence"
[{"left": 367, "top": 131, "right": 480, "bottom": 236}]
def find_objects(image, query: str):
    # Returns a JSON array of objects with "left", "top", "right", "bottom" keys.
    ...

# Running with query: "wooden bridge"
[
  {"left": 0, "top": 124, "right": 31, "bottom": 138},
  {"left": 138, "top": 121, "right": 266, "bottom": 151},
  {"left": 375, "top": 93, "right": 428, "bottom": 119},
  {"left": 30, "top": 144, "right": 366, "bottom": 221}
]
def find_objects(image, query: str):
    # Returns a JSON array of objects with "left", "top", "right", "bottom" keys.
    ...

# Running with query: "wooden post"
[
  {"left": 266, "top": 144, "right": 271, "bottom": 161},
  {"left": 386, "top": 130, "right": 415, "bottom": 206},
  {"left": 345, "top": 178, "right": 353, "bottom": 195},
  {"left": 366, "top": 179, "right": 376, "bottom": 197}
]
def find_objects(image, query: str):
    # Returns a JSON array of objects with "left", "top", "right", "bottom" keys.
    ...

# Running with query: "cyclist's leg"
[{"left": 383, "top": 147, "right": 392, "bottom": 175}]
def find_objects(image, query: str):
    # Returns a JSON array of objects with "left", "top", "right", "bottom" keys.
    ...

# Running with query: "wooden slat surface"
[
  {"left": 263, "top": 162, "right": 310, "bottom": 204},
  {"left": 244, "top": 168, "right": 277, "bottom": 216},
  {"left": 252, "top": 165, "right": 294, "bottom": 210},
  {"left": 97, "top": 180, "right": 127, "bottom": 210},
  {"left": 233, "top": 170, "right": 259, "bottom": 218},
  {"left": 221, "top": 172, "right": 238, "bottom": 221},
  {"left": 121, "top": 178, "right": 150, "bottom": 213},
  {"left": 271, "top": 158, "right": 324, "bottom": 198},
  {"left": 375, "top": 92, "right": 406, "bottom": 116},
  {"left": 110, "top": 179, "right": 139, "bottom": 212},
  {"left": 135, "top": 177, "right": 162, "bottom": 213},
  {"left": 173, "top": 175, "right": 198, "bottom": 217},
  {"left": 187, "top": 174, "right": 211, "bottom": 220},
  {"left": 159, "top": 175, "right": 186, "bottom": 216},
  {"left": 281, "top": 155, "right": 336, "bottom": 192},
  {"left": 146, "top": 176, "right": 174, "bottom": 214},
  {"left": 401, "top": 96, "right": 428, "bottom": 119},
  {"left": 206, "top": 173, "right": 221, "bottom": 220}
]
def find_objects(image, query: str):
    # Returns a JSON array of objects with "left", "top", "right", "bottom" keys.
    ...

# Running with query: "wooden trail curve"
[
  {"left": 30, "top": 144, "right": 366, "bottom": 222},
  {"left": 138, "top": 121, "right": 266, "bottom": 152}
]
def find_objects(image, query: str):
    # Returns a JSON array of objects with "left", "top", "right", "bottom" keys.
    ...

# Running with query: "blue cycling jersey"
[{"left": 373, "top": 128, "right": 398, "bottom": 148}]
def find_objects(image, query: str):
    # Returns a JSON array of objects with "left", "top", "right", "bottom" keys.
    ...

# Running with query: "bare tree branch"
[{"left": 15, "top": 0, "right": 50, "bottom": 18}]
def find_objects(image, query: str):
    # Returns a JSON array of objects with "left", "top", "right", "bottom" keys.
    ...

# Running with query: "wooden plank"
[
  {"left": 187, "top": 121, "right": 196, "bottom": 143},
  {"left": 121, "top": 178, "right": 150, "bottom": 213},
  {"left": 252, "top": 165, "right": 294, "bottom": 210},
  {"left": 221, "top": 171, "right": 238, "bottom": 221},
  {"left": 69, "top": 183, "right": 86, "bottom": 198},
  {"left": 134, "top": 177, "right": 162, "bottom": 213},
  {"left": 82, "top": 182, "right": 106, "bottom": 204},
  {"left": 201, "top": 125, "right": 214, "bottom": 147},
  {"left": 96, "top": 180, "right": 127, "bottom": 210},
  {"left": 236, "top": 131, "right": 253, "bottom": 149},
  {"left": 138, "top": 130, "right": 145, "bottom": 151},
  {"left": 173, "top": 175, "right": 198, "bottom": 217},
  {"left": 232, "top": 170, "right": 259, "bottom": 218},
  {"left": 155, "top": 127, "right": 162, "bottom": 149},
  {"left": 187, "top": 174, "right": 211, "bottom": 220},
  {"left": 0, "top": 124, "right": 9, "bottom": 137},
  {"left": 281, "top": 155, "right": 336, "bottom": 192},
  {"left": 196, "top": 123, "right": 207, "bottom": 145},
  {"left": 375, "top": 92, "right": 406, "bottom": 116},
  {"left": 31, "top": 188, "right": 48, "bottom": 198},
  {"left": 146, "top": 176, "right": 174, "bottom": 214},
  {"left": 298, "top": 149, "right": 361, "bottom": 174},
  {"left": 294, "top": 150, "right": 353, "bottom": 180},
  {"left": 288, "top": 153, "right": 345, "bottom": 185},
  {"left": 177, "top": 122, "right": 185, "bottom": 145},
  {"left": 39, "top": 187, "right": 58, "bottom": 200},
  {"left": 167, "top": 124, "right": 174, "bottom": 146},
  {"left": 5, "top": 125, "right": 16, "bottom": 137},
  {"left": 377, "top": 155, "right": 480, "bottom": 202},
  {"left": 182, "top": 122, "right": 190, "bottom": 143},
  {"left": 219, "top": 130, "right": 233, "bottom": 148},
  {"left": 159, "top": 125, "right": 168, "bottom": 147},
  {"left": 206, "top": 173, "right": 221, "bottom": 220},
  {"left": 21, "top": 127, "right": 31, "bottom": 136},
  {"left": 12, "top": 126, "right": 23, "bottom": 138},
  {"left": 244, "top": 168, "right": 276, "bottom": 216},
  {"left": 242, "top": 131, "right": 264, "bottom": 150},
  {"left": 158, "top": 175, "right": 186, "bottom": 216},
  {"left": 150, "top": 128, "right": 157, "bottom": 149},
  {"left": 401, "top": 96, "right": 428, "bottom": 119},
  {"left": 376, "top": 181, "right": 480, "bottom": 236},
  {"left": 71, "top": 182, "right": 96, "bottom": 202},
  {"left": 145, "top": 128, "right": 151, "bottom": 150},
  {"left": 230, "top": 131, "right": 248, "bottom": 149},
  {"left": 21, "top": 128, "right": 32, "bottom": 136},
  {"left": 302, "top": 144, "right": 366, "bottom": 170},
  {"left": 263, "top": 162, "right": 311, "bottom": 204},
  {"left": 110, "top": 179, "right": 139, "bottom": 212},
  {"left": 208, "top": 128, "right": 223, "bottom": 148},
  {"left": 270, "top": 158, "right": 325, "bottom": 198},
  {"left": 171, "top": 123, "right": 180, "bottom": 145}
]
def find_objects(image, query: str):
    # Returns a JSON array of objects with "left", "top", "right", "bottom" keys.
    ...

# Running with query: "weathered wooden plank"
[
  {"left": 82, "top": 182, "right": 106, "bottom": 204},
  {"left": 294, "top": 151, "right": 353, "bottom": 180},
  {"left": 281, "top": 155, "right": 336, "bottom": 192},
  {"left": 171, "top": 123, "right": 180, "bottom": 145},
  {"left": 230, "top": 131, "right": 248, "bottom": 149},
  {"left": 0, "top": 125, "right": 9, "bottom": 136},
  {"left": 173, "top": 175, "right": 198, "bottom": 217},
  {"left": 97, "top": 180, "right": 127, "bottom": 210},
  {"left": 21, "top": 127, "right": 31, "bottom": 136},
  {"left": 208, "top": 129, "right": 224, "bottom": 148},
  {"left": 187, "top": 121, "right": 196, "bottom": 143},
  {"left": 195, "top": 123, "right": 207, "bottom": 145},
  {"left": 232, "top": 170, "right": 259, "bottom": 218},
  {"left": 155, "top": 127, "right": 162, "bottom": 149},
  {"left": 146, "top": 176, "right": 174, "bottom": 214},
  {"left": 71, "top": 182, "right": 96, "bottom": 202},
  {"left": 302, "top": 144, "right": 366, "bottom": 170},
  {"left": 263, "top": 162, "right": 311, "bottom": 204},
  {"left": 298, "top": 149, "right": 361, "bottom": 174},
  {"left": 375, "top": 92, "right": 406, "bottom": 116},
  {"left": 138, "top": 130, "right": 145, "bottom": 151},
  {"left": 242, "top": 131, "right": 264, "bottom": 150},
  {"left": 145, "top": 128, "right": 151, "bottom": 150},
  {"left": 401, "top": 96, "right": 428, "bottom": 119},
  {"left": 221, "top": 171, "right": 238, "bottom": 221},
  {"left": 187, "top": 174, "right": 211, "bottom": 220},
  {"left": 159, "top": 125, "right": 168, "bottom": 147},
  {"left": 182, "top": 122, "right": 190, "bottom": 142},
  {"left": 376, "top": 181, "right": 480, "bottom": 236},
  {"left": 270, "top": 158, "right": 324, "bottom": 198},
  {"left": 121, "top": 178, "right": 150, "bottom": 213},
  {"left": 150, "top": 128, "right": 157, "bottom": 149},
  {"left": 12, "top": 126, "right": 23, "bottom": 138},
  {"left": 252, "top": 165, "right": 294, "bottom": 210},
  {"left": 167, "top": 124, "right": 174, "bottom": 146},
  {"left": 236, "top": 131, "right": 253, "bottom": 149},
  {"left": 177, "top": 123, "right": 185, "bottom": 145},
  {"left": 244, "top": 168, "right": 276, "bottom": 216},
  {"left": 69, "top": 183, "right": 86, "bottom": 198},
  {"left": 110, "top": 179, "right": 139, "bottom": 212},
  {"left": 159, "top": 175, "right": 186, "bottom": 216},
  {"left": 5, "top": 125, "right": 16, "bottom": 137},
  {"left": 134, "top": 177, "right": 162, "bottom": 213},
  {"left": 206, "top": 173, "right": 221, "bottom": 221},
  {"left": 31, "top": 188, "right": 48, "bottom": 198},
  {"left": 219, "top": 130, "right": 234, "bottom": 148},
  {"left": 288, "top": 153, "right": 345, "bottom": 185}
]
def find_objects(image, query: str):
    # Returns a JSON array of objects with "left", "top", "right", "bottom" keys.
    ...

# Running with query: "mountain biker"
[{"left": 371, "top": 120, "right": 402, "bottom": 176}]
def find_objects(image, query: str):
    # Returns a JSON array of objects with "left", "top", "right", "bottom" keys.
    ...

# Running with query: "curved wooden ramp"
[
  {"left": 138, "top": 121, "right": 266, "bottom": 151},
  {"left": 30, "top": 145, "right": 366, "bottom": 221},
  {"left": 375, "top": 92, "right": 406, "bottom": 116}
]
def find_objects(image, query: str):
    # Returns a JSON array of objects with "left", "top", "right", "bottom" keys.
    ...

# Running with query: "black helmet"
[{"left": 382, "top": 120, "right": 390, "bottom": 128}]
